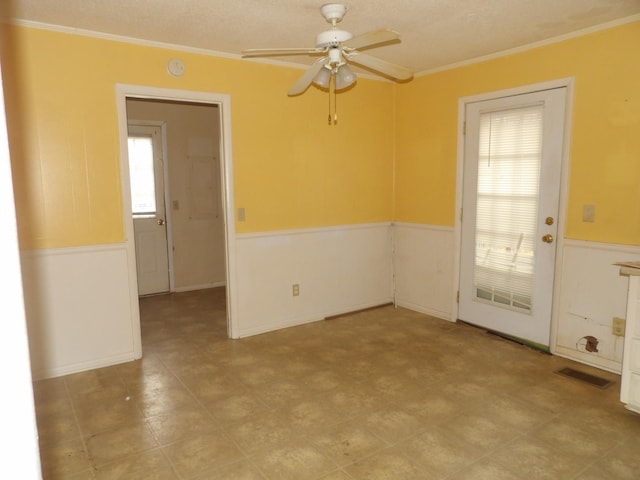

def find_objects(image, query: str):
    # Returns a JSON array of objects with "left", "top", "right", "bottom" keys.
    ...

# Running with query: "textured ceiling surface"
[{"left": 4, "top": 0, "right": 640, "bottom": 73}]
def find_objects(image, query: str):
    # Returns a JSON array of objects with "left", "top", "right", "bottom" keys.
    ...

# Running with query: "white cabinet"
[{"left": 620, "top": 264, "right": 640, "bottom": 414}]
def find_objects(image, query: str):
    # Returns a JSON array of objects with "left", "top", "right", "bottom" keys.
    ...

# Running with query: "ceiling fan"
[{"left": 241, "top": 3, "right": 413, "bottom": 97}]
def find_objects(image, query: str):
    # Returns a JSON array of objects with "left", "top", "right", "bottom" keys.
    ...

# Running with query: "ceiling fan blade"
[
  {"left": 347, "top": 53, "right": 413, "bottom": 81},
  {"left": 343, "top": 29, "right": 400, "bottom": 50},
  {"left": 242, "top": 47, "right": 322, "bottom": 58},
  {"left": 288, "top": 59, "right": 327, "bottom": 96}
]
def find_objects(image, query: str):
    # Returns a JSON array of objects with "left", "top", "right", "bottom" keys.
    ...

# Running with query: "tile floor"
[{"left": 34, "top": 287, "right": 640, "bottom": 479}]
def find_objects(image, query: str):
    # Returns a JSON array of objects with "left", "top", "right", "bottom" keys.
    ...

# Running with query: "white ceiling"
[{"left": 4, "top": 0, "right": 640, "bottom": 74}]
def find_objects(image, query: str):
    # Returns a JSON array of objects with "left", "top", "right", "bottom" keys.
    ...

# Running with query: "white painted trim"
[
  {"left": 454, "top": 77, "right": 575, "bottom": 344},
  {"left": 549, "top": 78, "right": 575, "bottom": 355},
  {"left": 416, "top": 14, "right": 640, "bottom": 77},
  {"left": 34, "top": 352, "right": 136, "bottom": 381},
  {"left": 562, "top": 238, "right": 640, "bottom": 254},
  {"left": 174, "top": 281, "right": 226, "bottom": 293},
  {"left": 236, "top": 221, "right": 392, "bottom": 239},
  {"left": 115, "top": 84, "right": 239, "bottom": 342},
  {"left": 392, "top": 222, "right": 454, "bottom": 232},
  {"left": 20, "top": 242, "right": 127, "bottom": 258}
]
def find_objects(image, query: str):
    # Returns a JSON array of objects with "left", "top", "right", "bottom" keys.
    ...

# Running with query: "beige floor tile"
[
  {"left": 446, "top": 457, "right": 521, "bottom": 480},
  {"left": 361, "top": 407, "right": 424, "bottom": 444},
  {"left": 395, "top": 386, "right": 465, "bottom": 423},
  {"left": 74, "top": 396, "right": 144, "bottom": 435},
  {"left": 161, "top": 429, "right": 244, "bottom": 478},
  {"left": 472, "top": 393, "right": 556, "bottom": 431},
  {"left": 576, "top": 440, "right": 640, "bottom": 479},
  {"left": 85, "top": 422, "right": 158, "bottom": 467},
  {"left": 226, "top": 411, "right": 301, "bottom": 455},
  {"left": 487, "top": 435, "right": 587, "bottom": 480},
  {"left": 33, "top": 377, "right": 72, "bottom": 418},
  {"left": 181, "top": 373, "right": 249, "bottom": 403},
  {"left": 395, "top": 427, "right": 483, "bottom": 477},
  {"left": 66, "top": 367, "right": 124, "bottom": 400},
  {"left": 530, "top": 417, "right": 623, "bottom": 459},
  {"left": 282, "top": 397, "right": 348, "bottom": 433},
  {"left": 309, "top": 420, "right": 389, "bottom": 467},
  {"left": 190, "top": 459, "right": 267, "bottom": 480},
  {"left": 37, "top": 408, "right": 82, "bottom": 446},
  {"left": 444, "top": 409, "right": 521, "bottom": 451},
  {"left": 146, "top": 403, "right": 219, "bottom": 445},
  {"left": 250, "top": 444, "right": 338, "bottom": 480},
  {"left": 131, "top": 381, "right": 199, "bottom": 418},
  {"left": 343, "top": 449, "right": 430, "bottom": 480},
  {"left": 205, "top": 391, "right": 270, "bottom": 425},
  {"left": 250, "top": 379, "right": 310, "bottom": 409},
  {"left": 319, "top": 384, "right": 387, "bottom": 420},
  {"left": 317, "top": 471, "right": 355, "bottom": 480},
  {"left": 93, "top": 448, "right": 177, "bottom": 480},
  {"left": 39, "top": 437, "right": 91, "bottom": 480}
]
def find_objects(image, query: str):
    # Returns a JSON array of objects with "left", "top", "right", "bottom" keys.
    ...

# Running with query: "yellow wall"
[
  {"left": 4, "top": 21, "right": 639, "bottom": 250},
  {"left": 395, "top": 21, "right": 640, "bottom": 246},
  {"left": 1, "top": 25, "right": 394, "bottom": 249}
]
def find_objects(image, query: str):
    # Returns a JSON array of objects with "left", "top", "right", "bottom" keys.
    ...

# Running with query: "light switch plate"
[{"left": 582, "top": 204, "right": 595, "bottom": 222}]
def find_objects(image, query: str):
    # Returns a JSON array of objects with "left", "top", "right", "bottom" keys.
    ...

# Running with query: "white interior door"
[
  {"left": 128, "top": 124, "right": 170, "bottom": 295},
  {"left": 458, "top": 88, "right": 567, "bottom": 347}
]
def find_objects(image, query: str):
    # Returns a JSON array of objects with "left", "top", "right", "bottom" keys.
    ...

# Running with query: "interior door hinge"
[
  {"left": 463, "top": 121, "right": 466, "bottom": 135},
  {"left": 456, "top": 290, "right": 460, "bottom": 303}
]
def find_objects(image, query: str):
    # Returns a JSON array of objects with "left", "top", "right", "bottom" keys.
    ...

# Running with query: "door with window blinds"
[{"left": 458, "top": 88, "right": 566, "bottom": 347}]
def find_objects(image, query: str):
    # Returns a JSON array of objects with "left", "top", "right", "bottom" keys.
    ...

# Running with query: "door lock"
[
  {"left": 157, "top": 218, "right": 165, "bottom": 226},
  {"left": 542, "top": 234, "right": 553, "bottom": 243},
  {"left": 545, "top": 217, "right": 554, "bottom": 225}
]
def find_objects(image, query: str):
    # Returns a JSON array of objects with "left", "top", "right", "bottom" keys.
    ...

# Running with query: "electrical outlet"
[
  {"left": 612, "top": 317, "right": 626, "bottom": 336},
  {"left": 292, "top": 284, "right": 300, "bottom": 296}
]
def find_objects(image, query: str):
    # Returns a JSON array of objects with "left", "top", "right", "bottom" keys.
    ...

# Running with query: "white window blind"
[{"left": 473, "top": 104, "right": 543, "bottom": 312}]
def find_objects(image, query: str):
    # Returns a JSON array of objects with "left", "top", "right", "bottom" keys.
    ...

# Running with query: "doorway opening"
[{"left": 116, "top": 85, "right": 239, "bottom": 358}]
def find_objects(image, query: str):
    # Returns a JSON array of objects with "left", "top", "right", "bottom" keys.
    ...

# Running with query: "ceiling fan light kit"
[{"left": 241, "top": 3, "right": 413, "bottom": 123}]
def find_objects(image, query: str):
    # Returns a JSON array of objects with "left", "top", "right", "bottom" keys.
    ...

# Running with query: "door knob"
[
  {"left": 542, "top": 234, "right": 553, "bottom": 243},
  {"left": 157, "top": 218, "right": 165, "bottom": 226}
]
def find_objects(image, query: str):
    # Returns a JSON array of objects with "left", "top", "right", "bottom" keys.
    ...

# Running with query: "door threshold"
[{"left": 458, "top": 320, "right": 550, "bottom": 354}]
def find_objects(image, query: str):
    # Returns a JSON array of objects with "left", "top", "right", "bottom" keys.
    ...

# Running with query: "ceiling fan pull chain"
[
  {"left": 334, "top": 86, "right": 338, "bottom": 125},
  {"left": 327, "top": 78, "right": 332, "bottom": 125}
]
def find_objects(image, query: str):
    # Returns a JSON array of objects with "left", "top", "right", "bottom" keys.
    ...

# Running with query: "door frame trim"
[
  {"left": 127, "top": 120, "right": 175, "bottom": 293},
  {"left": 452, "top": 77, "right": 575, "bottom": 352},
  {"left": 116, "top": 84, "right": 239, "bottom": 359}
]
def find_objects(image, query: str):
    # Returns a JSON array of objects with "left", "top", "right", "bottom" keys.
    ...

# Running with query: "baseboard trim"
[
  {"left": 324, "top": 302, "right": 393, "bottom": 320},
  {"left": 395, "top": 300, "right": 453, "bottom": 322},
  {"left": 174, "top": 281, "right": 226, "bottom": 293},
  {"left": 32, "top": 351, "right": 138, "bottom": 380}
]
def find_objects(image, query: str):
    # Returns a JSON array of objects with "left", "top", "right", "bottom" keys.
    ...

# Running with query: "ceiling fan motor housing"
[{"left": 316, "top": 29, "right": 353, "bottom": 48}]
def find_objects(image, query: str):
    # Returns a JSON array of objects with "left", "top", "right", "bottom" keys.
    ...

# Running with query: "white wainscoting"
[
  {"left": 555, "top": 240, "right": 640, "bottom": 373},
  {"left": 20, "top": 244, "right": 139, "bottom": 380},
  {"left": 393, "top": 222, "right": 455, "bottom": 321},
  {"left": 234, "top": 223, "right": 394, "bottom": 337}
]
